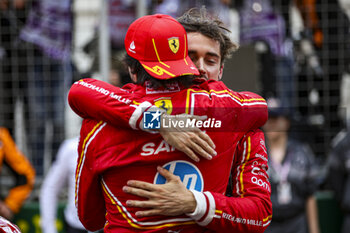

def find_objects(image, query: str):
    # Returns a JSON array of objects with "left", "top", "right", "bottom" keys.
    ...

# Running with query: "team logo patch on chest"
[
  {"left": 155, "top": 98, "right": 173, "bottom": 114},
  {"left": 154, "top": 160, "right": 204, "bottom": 191},
  {"left": 168, "top": 37, "right": 179, "bottom": 54}
]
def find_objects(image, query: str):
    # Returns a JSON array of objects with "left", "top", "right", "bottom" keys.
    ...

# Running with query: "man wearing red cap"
[
  {"left": 123, "top": 8, "right": 273, "bottom": 233},
  {"left": 69, "top": 14, "right": 270, "bottom": 232},
  {"left": 123, "top": 14, "right": 198, "bottom": 79}
]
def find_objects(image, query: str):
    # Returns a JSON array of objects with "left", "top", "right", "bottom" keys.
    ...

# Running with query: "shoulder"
[
  {"left": 62, "top": 137, "right": 79, "bottom": 149},
  {"left": 237, "top": 91, "right": 266, "bottom": 103},
  {"left": 331, "top": 130, "right": 350, "bottom": 151},
  {"left": 200, "top": 80, "right": 266, "bottom": 103},
  {"left": 289, "top": 138, "right": 312, "bottom": 153},
  {"left": 56, "top": 137, "right": 79, "bottom": 161},
  {"left": 288, "top": 138, "right": 315, "bottom": 163},
  {"left": 61, "top": 137, "right": 79, "bottom": 154},
  {"left": 0, "top": 127, "right": 10, "bottom": 138},
  {"left": 239, "top": 129, "right": 266, "bottom": 146},
  {"left": 244, "top": 128, "right": 265, "bottom": 137}
]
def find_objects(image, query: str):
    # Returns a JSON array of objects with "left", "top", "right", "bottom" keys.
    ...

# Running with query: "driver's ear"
[
  {"left": 128, "top": 67, "right": 137, "bottom": 83},
  {"left": 218, "top": 64, "right": 224, "bottom": 80}
]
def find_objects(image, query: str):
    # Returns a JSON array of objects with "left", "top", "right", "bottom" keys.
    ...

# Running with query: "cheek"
[{"left": 207, "top": 66, "right": 222, "bottom": 81}]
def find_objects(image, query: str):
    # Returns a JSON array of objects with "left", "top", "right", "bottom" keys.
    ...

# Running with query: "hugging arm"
[
  {"left": 203, "top": 129, "right": 272, "bottom": 232},
  {"left": 124, "top": 130, "right": 272, "bottom": 233},
  {"left": 68, "top": 79, "right": 149, "bottom": 130},
  {"left": 68, "top": 78, "right": 216, "bottom": 160}
]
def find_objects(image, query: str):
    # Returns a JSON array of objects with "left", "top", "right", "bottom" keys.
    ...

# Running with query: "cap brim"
[{"left": 140, "top": 55, "right": 199, "bottom": 80}]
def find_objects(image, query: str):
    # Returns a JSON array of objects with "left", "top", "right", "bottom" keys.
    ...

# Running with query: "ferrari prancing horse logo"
[
  {"left": 155, "top": 98, "right": 172, "bottom": 114},
  {"left": 168, "top": 37, "right": 179, "bottom": 54}
]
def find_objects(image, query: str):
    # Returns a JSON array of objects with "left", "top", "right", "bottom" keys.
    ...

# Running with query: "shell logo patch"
[{"left": 168, "top": 37, "right": 179, "bottom": 54}]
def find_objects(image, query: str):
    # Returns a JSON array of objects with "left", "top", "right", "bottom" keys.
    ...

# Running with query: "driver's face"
[{"left": 187, "top": 32, "right": 223, "bottom": 81}]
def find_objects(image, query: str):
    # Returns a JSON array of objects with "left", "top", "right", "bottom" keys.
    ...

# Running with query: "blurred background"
[{"left": 0, "top": 0, "right": 349, "bottom": 232}]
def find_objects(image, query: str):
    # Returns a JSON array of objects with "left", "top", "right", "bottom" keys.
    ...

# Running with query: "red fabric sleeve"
[
  {"left": 69, "top": 79, "right": 267, "bottom": 132},
  {"left": 203, "top": 80, "right": 268, "bottom": 131},
  {"left": 238, "top": 91, "right": 268, "bottom": 130},
  {"left": 191, "top": 130, "right": 272, "bottom": 232},
  {"left": 68, "top": 79, "right": 151, "bottom": 130}
]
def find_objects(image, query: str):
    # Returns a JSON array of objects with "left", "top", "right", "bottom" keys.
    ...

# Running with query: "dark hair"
[
  {"left": 177, "top": 7, "right": 238, "bottom": 65},
  {"left": 124, "top": 54, "right": 195, "bottom": 88}
]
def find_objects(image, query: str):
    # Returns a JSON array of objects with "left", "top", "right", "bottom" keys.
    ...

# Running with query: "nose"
[{"left": 195, "top": 59, "right": 207, "bottom": 77}]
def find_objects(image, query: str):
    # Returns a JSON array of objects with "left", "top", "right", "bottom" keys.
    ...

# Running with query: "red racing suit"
[{"left": 68, "top": 78, "right": 272, "bottom": 232}]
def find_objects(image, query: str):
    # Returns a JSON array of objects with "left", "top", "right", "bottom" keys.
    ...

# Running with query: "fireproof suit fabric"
[
  {"left": 68, "top": 78, "right": 272, "bottom": 232},
  {"left": 221, "top": 129, "right": 272, "bottom": 231},
  {"left": 0, "top": 216, "right": 21, "bottom": 233},
  {"left": 0, "top": 127, "right": 35, "bottom": 213}
]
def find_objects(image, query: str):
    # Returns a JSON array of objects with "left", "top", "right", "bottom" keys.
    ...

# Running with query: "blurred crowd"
[{"left": 0, "top": 0, "right": 350, "bottom": 232}]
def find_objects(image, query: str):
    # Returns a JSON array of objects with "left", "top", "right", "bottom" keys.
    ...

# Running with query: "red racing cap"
[{"left": 124, "top": 14, "right": 199, "bottom": 80}]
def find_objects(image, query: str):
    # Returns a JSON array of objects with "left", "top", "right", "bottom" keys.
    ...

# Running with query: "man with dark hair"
[
  {"left": 178, "top": 7, "right": 238, "bottom": 65},
  {"left": 123, "top": 8, "right": 273, "bottom": 233},
  {"left": 69, "top": 13, "right": 270, "bottom": 232}
]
